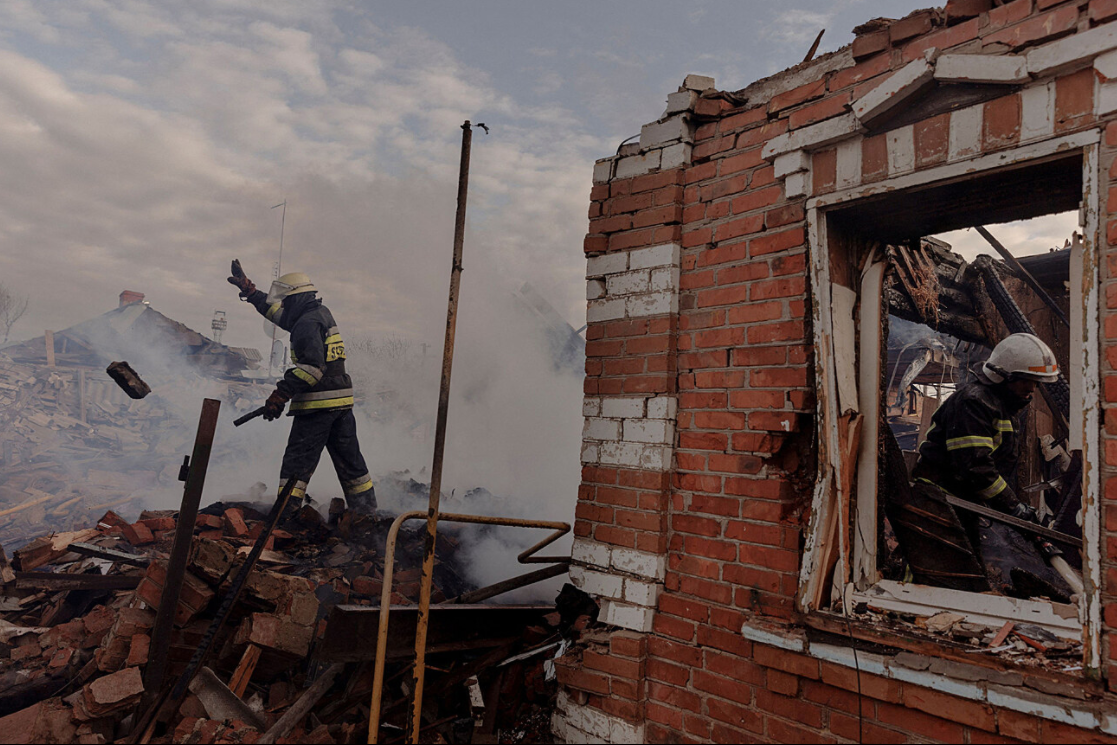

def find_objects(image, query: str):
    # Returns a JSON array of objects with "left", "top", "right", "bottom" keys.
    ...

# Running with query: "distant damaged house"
[
  {"left": 4, "top": 291, "right": 261, "bottom": 379},
  {"left": 554, "top": 3, "right": 1117, "bottom": 744},
  {"left": 0, "top": 291, "right": 267, "bottom": 548}
]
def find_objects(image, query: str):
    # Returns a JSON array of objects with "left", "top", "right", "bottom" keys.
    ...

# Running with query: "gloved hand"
[
  {"left": 1008, "top": 501, "right": 1040, "bottom": 524},
  {"left": 1034, "top": 538, "right": 1063, "bottom": 561},
  {"left": 263, "top": 389, "right": 289, "bottom": 420},
  {"left": 227, "top": 259, "right": 256, "bottom": 297}
]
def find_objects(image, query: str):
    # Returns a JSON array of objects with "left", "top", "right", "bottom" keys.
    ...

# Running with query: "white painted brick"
[
  {"left": 626, "top": 291, "right": 677, "bottom": 318},
  {"left": 639, "top": 444, "right": 671, "bottom": 470},
  {"left": 650, "top": 266, "right": 680, "bottom": 292},
  {"left": 582, "top": 397, "right": 601, "bottom": 417},
  {"left": 580, "top": 442, "right": 598, "bottom": 464},
  {"left": 762, "top": 113, "right": 863, "bottom": 160},
  {"left": 1021, "top": 82, "right": 1055, "bottom": 141},
  {"left": 1097, "top": 49, "right": 1117, "bottom": 81},
  {"left": 853, "top": 57, "right": 934, "bottom": 125},
  {"left": 665, "top": 89, "right": 697, "bottom": 115},
  {"left": 568, "top": 726, "right": 591, "bottom": 744},
  {"left": 934, "top": 54, "right": 1028, "bottom": 84},
  {"left": 614, "top": 150, "right": 661, "bottom": 179},
  {"left": 683, "top": 73, "right": 715, "bottom": 91},
  {"left": 586, "top": 279, "right": 606, "bottom": 300},
  {"left": 584, "top": 705, "right": 616, "bottom": 741},
  {"left": 555, "top": 689, "right": 570, "bottom": 714},
  {"left": 592, "top": 158, "right": 614, "bottom": 184},
  {"left": 1099, "top": 82, "right": 1117, "bottom": 117},
  {"left": 646, "top": 396, "right": 677, "bottom": 420},
  {"left": 624, "top": 577, "right": 662, "bottom": 606},
  {"left": 773, "top": 150, "right": 810, "bottom": 178},
  {"left": 886, "top": 125, "right": 914, "bottom": 174},
  {"left": 629, "top": 242, "right": 681, "bottom": 269},
  {"left": 611, "top": 546, "right": 667, "bottom": 580},
  {"left": 563, "top": 702, "right": 585, "bottom": 732},
  {"left": 1027, "top": 22, "right": 1117, "bottom": 77},
  {"left": 948, "top": 104, "right": 982, "bottom": 161},
  {"left": 641, "top": 115, "right": 691, "bottom": 148},
  {"left": 785, "top": 170, "right": 809, "bottom": 198},
  {"left": 571, "top": 538, "right": 611, "bottom": 568},
  {"left": 567, "top": 564, "right": 585, "bottom": 587},
  {"left": 623, "top": 418, "right": 673, "bottom": 444},
  {"left": 610, "top": 718, "right": 644, "bottom": 745},
  {"left": 550, "top": 714, "right": 567, "bottom": 743},
  {"left": 601, "top": 396, "right": 645, "bottom": 418},
  {"left": 586, "top": 252, "right": 627, "bottom": 277},
  {"left": 602, "top": 600, "right": 655, "bottom": 632},
  {"left": 586, "top": 298, "right": 625, "bottom": 323},
  {"left": 580, "top": 569, "right": 624, "bottom": 599},
  {"left": 583, "top": 417, "right": 621, "bottom": 441},
  {"left": 598, "top": 441, "right": 644, "bottom": 467},
  {"left": 835, "top": 137, "right": 862, "bottom": 189},
  {"left": 660, "top": 142, "right": 692, "bottom": 170},
  {"left": 606, "top": 269, "right": 651, "bottom": 296}
]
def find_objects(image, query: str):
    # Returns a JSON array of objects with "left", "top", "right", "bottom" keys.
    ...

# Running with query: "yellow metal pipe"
[
  {"left": 365, "top": 512, "right": 570, "bottom": 744},
  {"left": 367, "top": 510, "right": 424, "bottom": 744}
]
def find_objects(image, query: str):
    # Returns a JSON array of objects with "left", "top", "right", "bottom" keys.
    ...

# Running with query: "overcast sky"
[{"left": 0, "top": 0, "right": 1077, "bottom": 352}]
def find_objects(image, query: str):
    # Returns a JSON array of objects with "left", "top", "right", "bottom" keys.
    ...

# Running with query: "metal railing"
[{"left": 366, "top": 510, "right": 569, "bottom": 743}]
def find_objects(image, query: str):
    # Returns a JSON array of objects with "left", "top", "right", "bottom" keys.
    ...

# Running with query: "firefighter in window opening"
[
  {"left": 227, "top": 261, "right": 376, "bottom": 512},
  {"left": 888, "top": 333, "right": 1060, "bottom": 593}
]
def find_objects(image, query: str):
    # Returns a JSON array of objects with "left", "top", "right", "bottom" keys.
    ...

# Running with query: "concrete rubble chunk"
[{"left": 682, "top": 74, "right": 715, "bottom": 91}]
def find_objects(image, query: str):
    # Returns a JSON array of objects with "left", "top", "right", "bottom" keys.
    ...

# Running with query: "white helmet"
[
  {"left": 267, "top": 271, "right": 317, "bottom": 305},
  {"left": 983, "top": 333, "right": 1059, "bottom": 384}
]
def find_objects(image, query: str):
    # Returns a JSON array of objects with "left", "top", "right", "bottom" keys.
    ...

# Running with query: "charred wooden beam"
[
  {"left": 884, "top": 240, "right": 988, "bottom": 345},
  {"left": 13, "top": 571, "right": 141, "bottom": 591}
]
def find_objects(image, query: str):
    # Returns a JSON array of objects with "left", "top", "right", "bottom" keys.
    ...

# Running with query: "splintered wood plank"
[
  {"left": 229, "top": 644, "right": 262, "bottom": 698},
  {"left": 0, "top": 543, "right": 15, "bottom": 584}
]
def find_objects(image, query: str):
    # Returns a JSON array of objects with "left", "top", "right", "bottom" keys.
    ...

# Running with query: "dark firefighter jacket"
[
  {"left": 911, "top": 376, "right": 1022, "bottom": 508},
  {"left": 245, "top": 289, "right": 353, "bottom": 415}
]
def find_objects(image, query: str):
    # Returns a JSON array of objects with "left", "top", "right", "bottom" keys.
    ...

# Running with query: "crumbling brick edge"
[{"left": 740, "top": 620, "right": 1117, "bottom": 736}]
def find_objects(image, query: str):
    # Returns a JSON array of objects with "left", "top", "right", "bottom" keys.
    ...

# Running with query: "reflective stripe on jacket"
[
  {"left": 246, "top": 291, "right": 354, "bottom": 415},
  {"left": 911, "top": 378, "right": 1020, "bottom": 506}
]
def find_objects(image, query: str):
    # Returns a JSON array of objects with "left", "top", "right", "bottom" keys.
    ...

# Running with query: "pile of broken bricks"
[{"left": 0, "top": 490, "right": 586, "bottom": 744}]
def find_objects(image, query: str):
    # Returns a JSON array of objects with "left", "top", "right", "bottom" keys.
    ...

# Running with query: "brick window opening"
[{"left": 801, "top": 143, "right": 1102, "bottom": 672}]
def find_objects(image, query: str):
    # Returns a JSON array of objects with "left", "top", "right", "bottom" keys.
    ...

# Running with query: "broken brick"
[
  {"left": 223, "top": 508, "right": 249, "bottom": 537},
  {"left": 120, "top": 521, "right": 154, "bottom": 546},
  {"left": 82, "top": 666, "right": 144, "bottom": 717},
  {"left": 125, "top": 634, "right": 149, "bottom": 667}
]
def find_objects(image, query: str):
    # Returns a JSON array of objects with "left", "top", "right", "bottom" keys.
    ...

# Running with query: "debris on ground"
[{"left": 0, "top": 492, "right": 586, "bottom": 743}]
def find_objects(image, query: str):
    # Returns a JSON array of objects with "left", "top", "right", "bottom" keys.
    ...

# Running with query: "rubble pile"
[
  {"left": 848, "top": 605, "right": 1084, "bottom": 673},
  {"left": 0, "top": 494, "right": 585, "bottom": 744},
  {"left": 0, "top": 353, "right": 269, "bottom": 549}
]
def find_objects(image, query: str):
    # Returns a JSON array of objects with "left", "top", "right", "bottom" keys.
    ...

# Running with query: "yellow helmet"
[{"left": 267, "top": 272, "right": 317, "bottom": 304}]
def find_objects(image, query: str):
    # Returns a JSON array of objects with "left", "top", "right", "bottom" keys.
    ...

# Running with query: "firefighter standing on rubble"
[
  {"left": 227, "top": 261, "right": 376, "bottom": 512},
  {"left": 889, "top": 333, "right": 1060, "bottom": 592}
]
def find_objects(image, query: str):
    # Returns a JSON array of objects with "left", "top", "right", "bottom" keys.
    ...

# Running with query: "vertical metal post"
[
  {"left": 142, "top": 398, "right": 221, "bottom": 700},
  {"left": 407, "top": 121, "right": 473, "bottom": 744}
]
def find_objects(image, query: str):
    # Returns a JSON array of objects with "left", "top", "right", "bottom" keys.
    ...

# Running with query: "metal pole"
[
  {"left": 142, "top": 398, "right": 221, "bottom": 700},
  {"left": 407, "top": 120, "right": 473, "bottom": 744},
  {"left": 974, "top": 225, "right": 1070, "bottom": 328},
  {"left": 367, "top": 511, "right": 569, "bottom": 743}
]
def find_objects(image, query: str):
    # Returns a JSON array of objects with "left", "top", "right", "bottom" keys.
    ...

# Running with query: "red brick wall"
[{"left": 563, "top": 1, "right": 1117, "bottom": 743}]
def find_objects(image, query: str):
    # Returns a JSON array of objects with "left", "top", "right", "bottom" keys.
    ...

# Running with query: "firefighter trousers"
[{"left": 279, "top": 408, "right": 376, "bottom": 511}]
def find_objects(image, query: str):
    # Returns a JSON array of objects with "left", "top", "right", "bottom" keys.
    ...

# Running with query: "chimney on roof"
[{"left": 120, "top": 290, "right": 145, "bottom": 308}]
